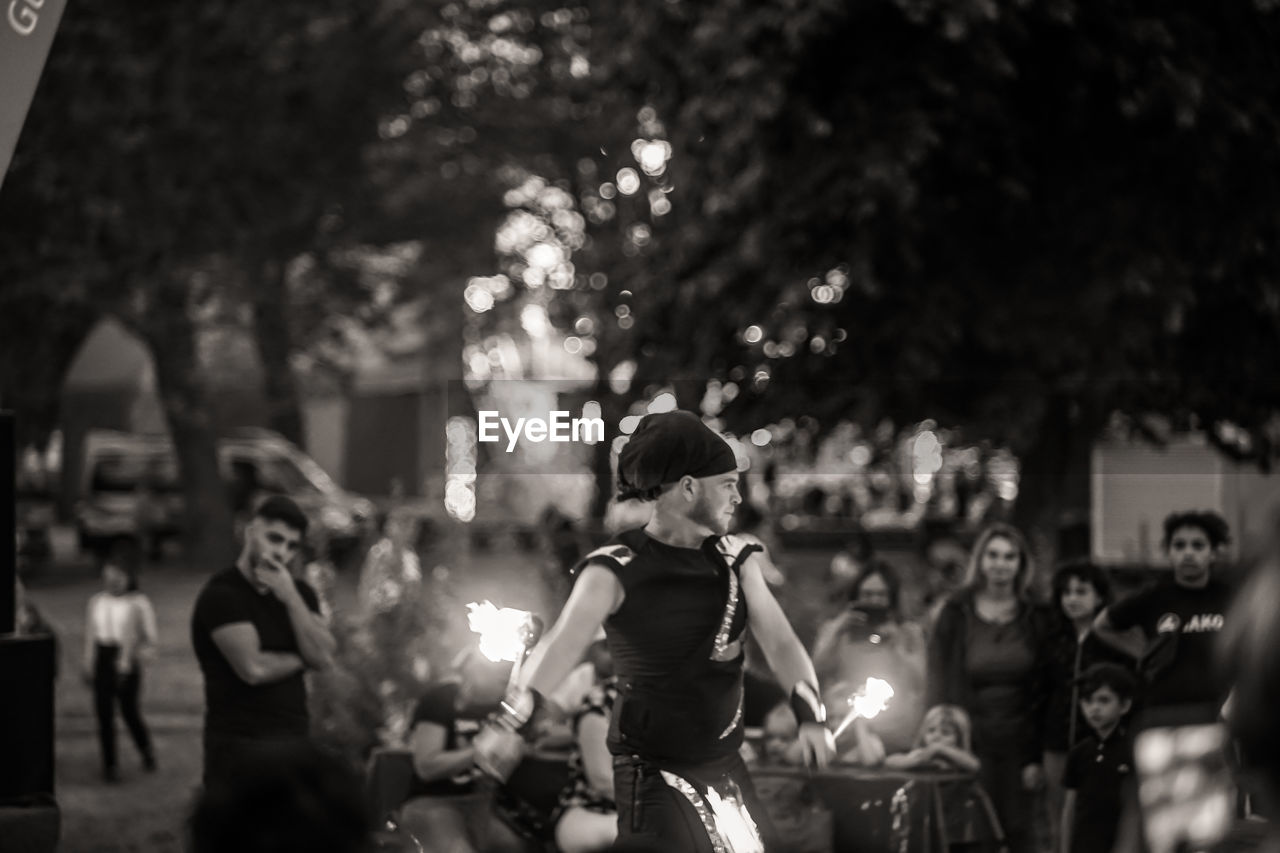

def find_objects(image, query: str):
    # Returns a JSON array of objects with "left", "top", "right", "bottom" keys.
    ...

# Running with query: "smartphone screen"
[{"left": 1133, "top": 724, "right": 1234, "bottom": 853}]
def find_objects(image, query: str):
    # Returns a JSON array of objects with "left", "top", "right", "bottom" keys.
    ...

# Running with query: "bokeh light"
[
  {"left": 647, "top": 392, "right": 678, "bottom": 413},
  {"left": 616, "top": 168, "right": 641, "bottom": 195},
  {"left": 464, "top": 282, "right": 495, "bottom": 313},
  {"left": 632, "top": 139, "right": 672, "bottom": 177},
  {"left": 445, "top": 416, "right": 477, "bottom": 523}
]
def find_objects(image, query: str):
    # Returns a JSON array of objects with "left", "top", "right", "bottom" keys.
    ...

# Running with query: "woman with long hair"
[{"left": 927, "top": 523, "right": 1052, "bottom": 853}]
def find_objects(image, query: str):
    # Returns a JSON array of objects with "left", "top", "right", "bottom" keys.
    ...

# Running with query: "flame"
[
  {"left": 831, "top": 677, "right": 896, "bottom": 739},
  {"left": 705, "top": 786, "right": 764, "bottom": 853},
  {"left": 850, "top": 677, "right": 895, "bottom": 720},
  {"left": 466, "top": 601, "right": 536, "bottom": 663}
]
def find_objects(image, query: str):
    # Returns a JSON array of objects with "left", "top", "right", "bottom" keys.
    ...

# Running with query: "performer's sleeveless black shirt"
[{"left": 575, "top": 528, "right": 759, "bottom": 765}]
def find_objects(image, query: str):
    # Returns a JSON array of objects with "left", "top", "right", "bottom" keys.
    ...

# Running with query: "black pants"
[
  {"left": 202, "top": 730, "right": 308, "bottom": 795},
  {"left": 93, "top": 644, "right": 153, "bottom": 772},
  {"left": 613, "top": 752, "right": 776, "bottom": 853},
  {"left": 976, "top": 748, "right": 1037, "bottom": 853}
]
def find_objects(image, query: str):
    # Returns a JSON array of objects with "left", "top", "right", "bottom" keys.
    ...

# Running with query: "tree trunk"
[
  {"left": 418, "top": 291, "right": 471, "bottom": 503},
  {"left": 1012, "top": 393, "right": 1104, "bottom": 587},
  {"left": 142, "top": 286, "right": 237, "bottom": 571},
  {"left": 251, "top": 260, "right": 306, "bottom": 447}
]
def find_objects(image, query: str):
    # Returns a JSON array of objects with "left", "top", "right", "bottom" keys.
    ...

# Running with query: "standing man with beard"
[
  {"left": 191, "top": 495, "right": 336, "bottom": 793},
  {"left": 1092, "top": 510, "right": 1235, "bottom": 728},
  {"left": 474, "top": 410, "right": 834, "bottom": 853}
]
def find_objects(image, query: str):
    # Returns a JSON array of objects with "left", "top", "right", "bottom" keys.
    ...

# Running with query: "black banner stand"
[{"left": 0, "top": 411, "right": 60, "bottom": 851}]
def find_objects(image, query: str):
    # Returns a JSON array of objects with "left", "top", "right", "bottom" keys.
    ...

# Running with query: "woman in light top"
[{"left": 83, "top": 559, "right": 157, "bottom": 781}]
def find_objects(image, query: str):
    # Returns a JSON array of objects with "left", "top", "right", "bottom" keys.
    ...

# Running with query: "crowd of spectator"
[
  {"left": 388, "top": 507, "right": 1244, "bottom": 853},
  {"left": 16, "top": 500, "right": 1250, "bottom": 853}
]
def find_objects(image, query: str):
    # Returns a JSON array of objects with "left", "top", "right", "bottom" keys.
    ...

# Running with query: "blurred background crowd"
[{"left": 6, "top": 0, "right": 1280, "bottom": 852}]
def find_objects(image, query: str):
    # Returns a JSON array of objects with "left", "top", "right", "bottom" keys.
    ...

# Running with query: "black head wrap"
[{"left": 616, "top": 410, "right": 738, "bottom": 501}]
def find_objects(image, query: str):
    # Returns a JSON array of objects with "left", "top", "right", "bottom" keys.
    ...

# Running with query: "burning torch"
[
  {"left": 466, "top": 601, "right": 545, "bottom": 782},
  {"left": 831, "top": 677, "right": 895, "bottom": 740},
  {"left": 465, "top": 600, "right": 544, "bottom": 673}
]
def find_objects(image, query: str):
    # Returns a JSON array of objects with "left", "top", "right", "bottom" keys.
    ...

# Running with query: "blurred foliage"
[
  {"left": 372, "top": 0, "right": 1280, "bottom": 546},
  {"left": 587, "top": 0, "right": 1280, "bottom": 466},
  {"left": 0, "top": 0, "right": 438, "bottom": 560},
  {"left": 375, "top": 0, "right": 1280, "bottom": 456}
]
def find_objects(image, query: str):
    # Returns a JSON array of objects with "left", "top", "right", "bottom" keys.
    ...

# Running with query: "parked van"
[{"left": 75, "top": 428, "right": 375, "bottom": 561}]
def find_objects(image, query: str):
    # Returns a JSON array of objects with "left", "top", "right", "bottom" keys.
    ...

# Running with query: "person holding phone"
[
  {"left": 190, "top": 495, "right": 335, "bottom": 794},
  {"left": 812, "top": 559, "right": 928, "bottom": 754}
]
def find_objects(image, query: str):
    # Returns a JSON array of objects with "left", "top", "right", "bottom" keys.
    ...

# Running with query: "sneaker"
[
  {"left": 103, "top": 767, "right": 120, "bottom": 783},
  {"left": 143, "top": 753, "right": 157, "bottom": 772}
]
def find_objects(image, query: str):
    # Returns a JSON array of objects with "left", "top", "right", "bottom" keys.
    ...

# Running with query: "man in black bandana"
[{"left": 475, "top": 411, "right": 835, "bottom": 852}]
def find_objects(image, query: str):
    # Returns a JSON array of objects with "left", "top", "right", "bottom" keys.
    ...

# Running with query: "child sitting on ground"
[{"left": 1061, "top": 663, "right": 1137, "bottom": 853}]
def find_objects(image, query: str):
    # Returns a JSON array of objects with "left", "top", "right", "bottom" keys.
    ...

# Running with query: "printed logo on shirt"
[
  {"left": 1182, "top": 613, "right": 1224, "bottom": 633},
  {"left": 1156, "top": 613, "right": 1182, "bottom": 634}
]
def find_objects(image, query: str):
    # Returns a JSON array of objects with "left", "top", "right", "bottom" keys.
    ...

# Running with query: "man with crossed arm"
[
  {"left": 191, "top": 495, "right": 336, "bottom": 793},
  {"left": 475, "top": 411, "right": 834, "bottom": 853}
]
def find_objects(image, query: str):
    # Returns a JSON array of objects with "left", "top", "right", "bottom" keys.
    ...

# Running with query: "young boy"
[{"left": 1060, "top": 663, "right": 1138, "bottom": 853}]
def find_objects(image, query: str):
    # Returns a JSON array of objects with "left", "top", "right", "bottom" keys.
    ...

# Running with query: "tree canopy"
[{"left": 4, "top": 0, "right": 1279, "bottom": 550}]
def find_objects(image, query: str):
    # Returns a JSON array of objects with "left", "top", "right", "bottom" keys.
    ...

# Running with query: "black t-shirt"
[
  {"left": 407, "top": 681, "right": 500, "bottom": 798},
  {"left": 584, "top": 530, "right": 752, "bottom": 765},
  {"left": 1063, "top": 728, "right": 1135, "bottom": 853},
  {"left": 191, "top": 566, "right": 321, "bottom": 738},
  {"left": 1106, "top": 577, "right": 1232, "bottom": 714},
  {"left": 1043, "top": 627, "right": 1135, "bottom": 752}
]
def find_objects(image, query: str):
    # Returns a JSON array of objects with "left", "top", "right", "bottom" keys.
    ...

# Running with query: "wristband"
[
  {"left": 790, "top": 681, "right": 827, "bottom": 726},
  {"left": 496, "top": 685, "right": 547, "bottom": 736}
]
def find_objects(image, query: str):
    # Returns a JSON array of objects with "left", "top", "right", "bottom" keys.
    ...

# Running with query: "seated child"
[
  {"left": 553, "top": 678, "right": 618, "bottom": 853},
  {"left": 752, "top": 703, "right": 838, "bottom": 853},
  {"left": 885, "top": 705, "right": 1004, "bottom": 853},
  {"left": 1061, "top": 663, "right": 1137, "bottom": 853},
  {"left": 759, "top": 702, "right": 806, "bottom": 766},
  {"left": 884, "top": 704, "right": 981, "bottom": 773},
  {"left": 757, "top": 701, "right": 886, "bottom": 768}
]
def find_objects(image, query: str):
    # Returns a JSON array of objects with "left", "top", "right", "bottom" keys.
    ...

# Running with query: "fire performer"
[{"left": 474, "top": 410, "right": 835, "bottom": 852}]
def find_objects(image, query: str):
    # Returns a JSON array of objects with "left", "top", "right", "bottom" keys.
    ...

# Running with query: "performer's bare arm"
[
  {"left": 741, "top": 555, "right": 819, "bottom": 694},
  {"left": 521, "top": 565, "right": 623, "bottom": 697},
  {"left": 741, "top": 554, "right": 834, "bottom": 768}
]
